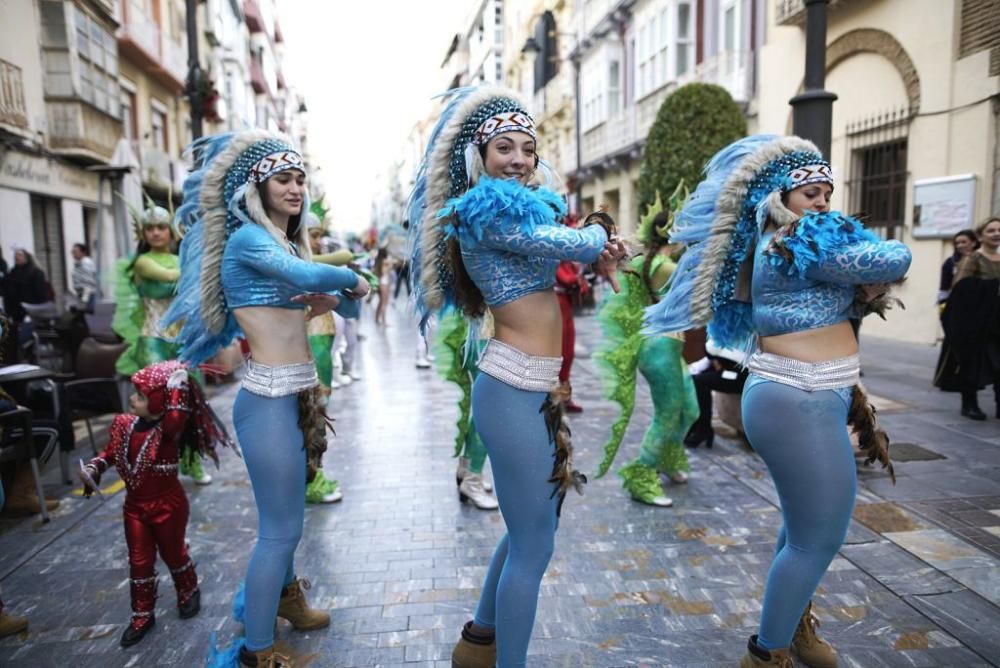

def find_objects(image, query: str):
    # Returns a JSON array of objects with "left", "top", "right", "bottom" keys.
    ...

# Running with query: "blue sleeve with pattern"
[
  {"left": 477, "top": 221, "right": 608, "bottom": 263},
  {"left": 232, "top": 231, "right": 359, "bottom": 293},
  {"left": 804, "top": 240, "right": 912, "bottom": 285}
]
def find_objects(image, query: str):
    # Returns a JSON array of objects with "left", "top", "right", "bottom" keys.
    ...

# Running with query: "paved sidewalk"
[{"left": 1, "top": 302, "right": 998, "bottom": 667}]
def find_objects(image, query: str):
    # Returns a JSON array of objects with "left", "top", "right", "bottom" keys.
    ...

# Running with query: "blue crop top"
[
  {"left": 440, "top": 177, "right": 608, "bottom": 307},
  {"left": 752, "top": 222, "right": 911, "bottom": 337},
  {"left": 222, "top": 223, "right": 361, "bottom": 318}
]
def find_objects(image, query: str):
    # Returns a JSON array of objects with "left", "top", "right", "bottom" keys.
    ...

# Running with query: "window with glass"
[
  {"left": 635, "top": 0, "right": 698, "bottom": 100},
  {"left": 74, "top": 5, "right": 119, "bottom": 116},
  {"left": 608, "top": 60, "right": 621, "bottom": 115},
  {"left": 151, "top": 106, "right": 167, "bottom": 151}
]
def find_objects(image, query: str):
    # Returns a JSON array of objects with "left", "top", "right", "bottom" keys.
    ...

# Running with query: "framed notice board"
[{"left": 912, "top": 174, "right": 977, "bottom": 239}]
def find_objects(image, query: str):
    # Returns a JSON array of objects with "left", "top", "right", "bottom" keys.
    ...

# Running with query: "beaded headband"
[
  {"left": 247, "top": 149, "right": 305, "bottom": 184},
  {"left": 784, "top": 163, "right": 833, "bottom": 192},
  {"left": 472, "top": 111, "right": 536, "bottom": 146}
]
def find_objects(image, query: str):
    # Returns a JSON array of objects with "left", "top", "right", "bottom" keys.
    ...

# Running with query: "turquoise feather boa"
[{"left": 437, "top": 176, "right": 566, "bottom": 245}]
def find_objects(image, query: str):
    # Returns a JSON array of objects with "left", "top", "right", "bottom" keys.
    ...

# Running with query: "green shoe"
[
  {"left": 179, "top": 449, "right": 213, "bottom": 485},
  {"left": 306, "top": 470, "right": 342, "bottom": 504},
  {"left": 619, "top": 461, "right": 672, "bottom": 507}
]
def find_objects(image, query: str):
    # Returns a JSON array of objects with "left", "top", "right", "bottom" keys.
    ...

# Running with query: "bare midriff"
[
  {"left": 491, "top": 289, "right": 563, "bottom": 358},
  {"left": 759, "top": 320, "right": 858, "bottom": 363},
  {"left": 233, "top": 306, "right": 311, "bottom": 366}
]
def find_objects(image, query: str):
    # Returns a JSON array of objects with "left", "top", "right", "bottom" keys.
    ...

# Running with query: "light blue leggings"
[
  {"left": 742, "top": 375, "right": 857, "bottom": 650},
  {"left": 471, "top": 373, "right": 560, "bottom": 668},
  {"left": 233, "top": 389, "right": 305, "bottom": 651}
]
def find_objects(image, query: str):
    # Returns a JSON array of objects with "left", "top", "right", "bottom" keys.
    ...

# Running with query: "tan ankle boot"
[
  {"left": 276, "top": 578, "right": 329, "bottom": 630},
  {"left": 740, "top": 634, "right": 792, "bottom": 668},
  {"left": 0, "top": 604, "right": 28, "bottom": 639},
  {"left": 239, "top": 644, "right": 292, "bottom": 667},
  {"left": 451, "top": 621, "right": 496, "bottom": 668},
  {"left": 791, "top": 602, "right": 838, "bottom": 667}
]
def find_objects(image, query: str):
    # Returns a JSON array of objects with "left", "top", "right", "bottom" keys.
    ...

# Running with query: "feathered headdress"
[
  {"left": 406, "top": 86, "right": 544, "bottom": 330},
  {"left": 163, "top": 130, "right": 309, "bottom": 364},
  {"left": 644, "top": 134, "right": 830, "bottom": 349}
]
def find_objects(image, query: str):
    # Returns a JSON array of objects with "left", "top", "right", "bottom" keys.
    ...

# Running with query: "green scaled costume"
[
  {"left": 112, "top": 249, "right": 181, "bottom": 376},
  {"left": 593, "top": 189, "right": 699, "bottom": 505},
  {"left": 433, "top": 309, "right": 488, "bottom": 475}
]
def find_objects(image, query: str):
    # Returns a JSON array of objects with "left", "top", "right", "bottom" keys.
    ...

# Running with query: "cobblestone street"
[{"left": 1, "top": 303, "right": 999, "bottom": 667}]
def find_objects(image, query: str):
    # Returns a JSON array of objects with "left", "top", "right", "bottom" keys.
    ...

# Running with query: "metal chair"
[
  {"left": 63, "top": 337, "right": 127, "bottom": 456},
  {"left": 0, "top": 407, "right": 59, "bottom": 523}
]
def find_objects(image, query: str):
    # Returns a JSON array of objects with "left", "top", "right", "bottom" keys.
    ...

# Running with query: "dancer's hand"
[
  {"left": 595, "top": 252, "right": 622, "bottom": 293},
  {"left": 858, "top": 283, "right": 891, "bottom": 303},
  {"left": 349, "top": 275, "right": 371, "bottom": 299},
  {"left": 292, "top": 292, "right": 340, "bottom": 319}
]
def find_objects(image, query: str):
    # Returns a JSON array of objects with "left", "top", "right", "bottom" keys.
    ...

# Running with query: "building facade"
[
  {"left": 571, "top": 0, "right": 764, "bottom": 235},
  {"left": 757, "top": 0, "right": 999, "bottom": 344},
  {"left": 0, "top": 0, "right": 125, "bottom": 301}
]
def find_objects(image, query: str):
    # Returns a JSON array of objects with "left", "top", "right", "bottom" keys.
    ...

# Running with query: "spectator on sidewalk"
[
  {"left": 71, "top": 242, "right": 100, "bottom": 313},
  {"left": 937, "top": 217, "right": 1000, "bottom": 420},
  {"left": 685, "top": 339, "right": 749, "bottom": 449},
  {"left": 3, "top": 248, "right": 50, "bottom": 351},
  {"left": 555, "top": 257, "right": 587, "bottom": 412}
]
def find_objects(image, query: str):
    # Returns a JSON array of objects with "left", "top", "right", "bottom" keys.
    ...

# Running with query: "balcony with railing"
[
  {"left": 117, "top": 4, "right": 186, "bottom": 92},
  {"left": 0, "top": 59, "right": 29, "bottom": 131},
  {"left": 47, "top": 100, "right": 122, "bottom": 163},
  {"left": 581, "top": 105, "right": 639, "bottom": 166},
  {"left": 695, "top": 50, "right": 753, "bottom": 102}
]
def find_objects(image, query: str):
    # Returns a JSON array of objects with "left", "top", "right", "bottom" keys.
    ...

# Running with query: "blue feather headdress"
[
  {"left": 163, "top": 130, "right": 309, "bottom": 364},
  {"left": 406, "top": 86, "right": 538, "bottom": 332},
  {"left": 644, "top": 134, "right": 828, "bottom": 350}
]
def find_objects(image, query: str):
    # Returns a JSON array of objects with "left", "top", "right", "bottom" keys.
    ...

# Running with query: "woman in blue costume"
[
  {"left": 646, "top": 135, "right": 911, "bottom": 668},
  {"left": 163, "top": 130, "right": 369, "bottom": 668},
  {"left": 408, "top": 86, "right": 626, "bottom": 668}
]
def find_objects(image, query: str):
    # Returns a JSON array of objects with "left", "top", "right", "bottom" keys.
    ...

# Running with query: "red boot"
[
  {"left": 170, "top": 559, "right": 200, "bottom": 619},
  {"left": 121, "top": 575, "right": 157, "bottom": 647}
]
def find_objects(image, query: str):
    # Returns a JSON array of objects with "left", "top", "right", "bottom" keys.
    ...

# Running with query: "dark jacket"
[{"left": 2, "top": 263, "right": 49, "bottom": 322}]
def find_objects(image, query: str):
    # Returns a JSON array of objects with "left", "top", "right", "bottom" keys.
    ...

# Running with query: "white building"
[
  {"left": 0, "top": 0, "right": 127, "bottom": 301},
  {"left": 573, "top": 0, "right": 761, "bottom": 234}
]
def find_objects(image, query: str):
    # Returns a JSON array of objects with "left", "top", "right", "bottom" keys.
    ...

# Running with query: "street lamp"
[
  {"left": 521, "top": 32, "right": 583, "bottom": 216},
  {"left": 789, "top": 0, "right": 838, "bottom": 157}
]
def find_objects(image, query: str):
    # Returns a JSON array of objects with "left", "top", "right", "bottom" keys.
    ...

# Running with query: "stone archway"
[
  {"left": 826, "top": 28, "right": 921, "bottom": 112},
  {"left": 785, "top": 28, "right": 921, "bottom": 133}
]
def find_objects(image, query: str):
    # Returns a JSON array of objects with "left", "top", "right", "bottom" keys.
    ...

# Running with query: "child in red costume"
[{"left": 80, "top": 360, "right": 233, "bottom": 647}]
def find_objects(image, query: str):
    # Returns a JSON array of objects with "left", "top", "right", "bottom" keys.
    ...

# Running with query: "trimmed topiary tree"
[{"left": 637, "top": 83, "right": 747, "bottom": 214}]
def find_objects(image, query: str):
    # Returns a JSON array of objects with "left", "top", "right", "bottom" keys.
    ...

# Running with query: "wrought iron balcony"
[{"left": 0, "top": 59, "right": 29, "bottom": 130}]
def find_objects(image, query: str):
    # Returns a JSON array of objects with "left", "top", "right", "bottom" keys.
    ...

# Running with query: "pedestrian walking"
[
  {"left": 646, "top": 134, "right": 911, "bottom": 667},
  {"left": 163, "top": 129, "right": 369, "bottom": 668},
  {"left": 408, "top": 85, "right": 625, "bottom": 668}
]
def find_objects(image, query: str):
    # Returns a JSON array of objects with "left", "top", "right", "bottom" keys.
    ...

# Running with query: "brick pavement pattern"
[{"left": 1, "top": 302, "right": 999, "bottom": 667}]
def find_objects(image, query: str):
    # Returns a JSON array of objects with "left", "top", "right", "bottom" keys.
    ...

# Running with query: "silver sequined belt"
[
  {"left": 242, "top": 359, "right": 318, "bottom": 397},
  {"left": 747, "top": 351, "right": 860, "bottom": 392},
  {"left": 478, "top": 339, "right": 562, "bottom": 392}
]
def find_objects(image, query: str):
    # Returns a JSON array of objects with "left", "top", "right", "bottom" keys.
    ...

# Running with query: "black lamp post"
[
  {"left": 789, "top": 0, "right": 837, "bottom": 157},
  {"left": 521, "top": 34, "right": 583, "bottom": 216}
]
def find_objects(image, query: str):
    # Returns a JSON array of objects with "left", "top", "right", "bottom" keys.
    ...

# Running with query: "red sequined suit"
[{"left": 87, "top": 377, "right": 197, "bottom": 632}]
